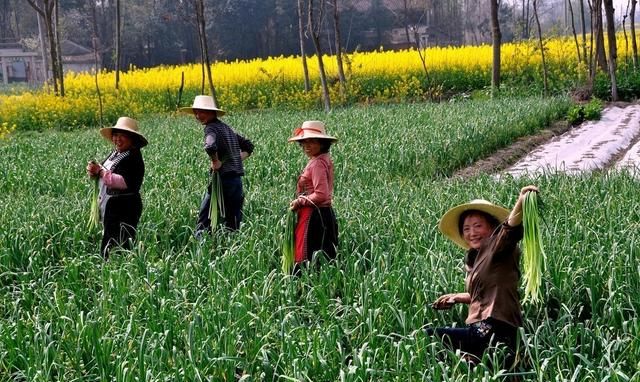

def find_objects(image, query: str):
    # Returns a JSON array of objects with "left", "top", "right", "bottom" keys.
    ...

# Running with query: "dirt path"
[{"left": 453, "top": 102, "right": 640, "bottom": 178}]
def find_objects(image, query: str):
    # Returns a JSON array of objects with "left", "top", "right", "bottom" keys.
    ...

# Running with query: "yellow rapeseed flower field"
[{"left": 1, "top": 33, "right": 637, "bottom": 132}]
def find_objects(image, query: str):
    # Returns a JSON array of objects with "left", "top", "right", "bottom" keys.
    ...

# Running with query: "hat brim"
[
  {"left": 100, "top": 127, "right": 149, "bottom": 148},
  {"left": 438, "top": 200, "right": 509, "bottom": 249},
  {"left": 288, "top": 133, "right": 337, "bottom": 143},
  {"left": 178, "top": 106, "right": 226, "bottom": 117}
]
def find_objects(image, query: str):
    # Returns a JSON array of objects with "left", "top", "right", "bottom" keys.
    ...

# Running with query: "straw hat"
[
  {"left": 178, "top": 95, "right": 226, "bottom": 117},
  {"left": 100, "top": 117, "right": 148, "bottom": 148},
  {"left": 288, "top": 120, "right": 337, "bottom": 142},
  {"left": 438, "top": 199, "right": 510, "bottom": 249}
]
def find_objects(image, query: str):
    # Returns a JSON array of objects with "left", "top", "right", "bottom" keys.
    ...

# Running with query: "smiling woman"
[
  {"left": 427, "top": 185, "right": 538, "bottom": 368},
  {"left": 287, "top": 120, "right": 339, "bottom": 273},
  {"left": 85, "top": 116, "right": 147, "bottom": 259}
]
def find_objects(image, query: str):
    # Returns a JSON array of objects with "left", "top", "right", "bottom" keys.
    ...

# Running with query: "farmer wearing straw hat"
[
  {"left": 86, "top": 116, "right": 147, "bottom": 259},
  {"left": 288, "top": 121, "right": 339, "bottom": 272},
  {"left": 426, "top": 185, "right": 538, "bottom": 367},
  {"left": 179, "top": 95, "right": 254, "bottom": 235}
]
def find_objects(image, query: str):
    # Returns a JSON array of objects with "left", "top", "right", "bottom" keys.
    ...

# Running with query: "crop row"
[{"left": 1, "top": 98, "right": 638, "bottom": 380}]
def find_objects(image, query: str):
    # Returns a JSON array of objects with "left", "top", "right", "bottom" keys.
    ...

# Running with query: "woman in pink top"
[{"left": 288, "top": 121, "right": 339, "bottom": 272}]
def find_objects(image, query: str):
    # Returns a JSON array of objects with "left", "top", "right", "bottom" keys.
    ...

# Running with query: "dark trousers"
[
  {"left": 426, "top": 318, "right": 518, "bottom": 366},
  {"left": 196, "top": 175, "right": 244, "bottom": 233},
  {"left": 101, "top": 211, "right": 141, "bottom": 259}
]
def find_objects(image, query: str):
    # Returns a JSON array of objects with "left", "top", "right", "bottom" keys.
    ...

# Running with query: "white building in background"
[
  {"left": 0, "top": 39, "right": 99, "bottom": 86},
  {"left": 0, "top": 42, "right": 44, "bottom": 86}
]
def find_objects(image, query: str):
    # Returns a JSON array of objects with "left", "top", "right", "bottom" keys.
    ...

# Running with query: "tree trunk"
[
  {"left": 115, "top": 0, "right": 121, "bottom": 90},
  {"left": 631, "top": 0, "right": 638, "bottom": 68},
  {"left": 308, "top": 0, "right": 331, "bottom": 112},
  {"left": 36, "top": 11, "right": 49, "bottom": 85},
  {"left": 533, "top": 0, "right": 548, "bottom": 95},
  {"left": 331, "top": 0, "right": 346, "bottom": 93},
  {"left": 194, "top": 0, "right": 218, "bottom": 104},
  {"left": 567, "top": 0, "right": 581, "bottom": 62},
  {"left": 593, "top": 0, "right": 608, "bottom": 74},
  {"left": 403, "top": 0, "right": 411, "bottom": 45},
  {"left": 603, "top": 0, "right": 618, "bottom": 100},
  {"left": 297, "top": 0, "right": 311, "bottom": 92},
  {"left": 412, "top": 26, "right": 429, "bottom": 79},
  {"left": 579, "top": 0, "right": 588, "bottom": 72},
  {"left": 91, "top": 3, "right": 104, "bottom": 127},
  {"left": 54, "top": 0, "right": 64, "bottom": 96},
  {"left": 622, "top": 1, "right": 629, "bottom": 65},
  {"left": 26, "top": 0, "right": 61, "bottom": 96},
  {"left": 490, "top": 0, "right": 501, "bottom": 94}
]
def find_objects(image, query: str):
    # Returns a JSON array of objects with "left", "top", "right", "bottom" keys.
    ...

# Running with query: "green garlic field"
[{"left": 0, "top": 97, "right": 638, "bottom": 381}]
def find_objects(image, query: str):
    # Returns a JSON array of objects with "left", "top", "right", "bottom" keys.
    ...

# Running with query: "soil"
[
  {"left": 452, "top": 120, "right": 571, "bottom": 179},
  {"left": 452, "top": 101, "right": 640, "bottom": 179}
]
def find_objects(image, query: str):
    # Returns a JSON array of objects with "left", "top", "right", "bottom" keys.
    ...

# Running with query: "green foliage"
[
  {"left": 593, "top": 65, "right": 640, "bottom": 101},
  {"left": 582, "top": 97, "right": 603, "bottom": 120},
  {"left": 281, "top": 209, "right": 296, "bottom": 275},
  {"left": 87, "top": 177, "right": 100, "bottom": 230},
  {"left": 1, "top": 98, "right": 639, "bottom": 380},
  {"left": 522, "top": 191, "right": 545, "bottom": 305},
  {"left": 567, "top": 97, "right": 604, "bottom": 126}
]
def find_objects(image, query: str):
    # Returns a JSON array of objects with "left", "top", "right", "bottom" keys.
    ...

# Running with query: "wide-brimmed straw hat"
[
  {"left": 438, "top": 199, "right": 509, "bottom": 249},
  {"left": 178, "top": 95, "right": 226, "bottom": 117},
  {"left": 288, "top": 120, "right": 337, "bottom": 142},
  {"left": 100, "top": 116, "right": 148, "bottom": 148}
]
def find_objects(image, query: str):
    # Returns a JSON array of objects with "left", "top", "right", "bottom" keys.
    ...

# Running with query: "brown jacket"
[{"left": 464, "top": 222, "right": 523, "bottom": 328}]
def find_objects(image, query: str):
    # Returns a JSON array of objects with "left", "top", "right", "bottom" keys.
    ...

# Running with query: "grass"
[{"left": 1, "top": 96, "right": 638, "bottom": 381}]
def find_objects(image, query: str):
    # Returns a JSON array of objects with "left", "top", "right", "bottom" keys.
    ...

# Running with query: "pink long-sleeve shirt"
[
  {"left": 100, "top": 169, "right": 128, "bottom": 190},
  {"left": 296, "top": 153, "right": 334, "bottom": 208}
]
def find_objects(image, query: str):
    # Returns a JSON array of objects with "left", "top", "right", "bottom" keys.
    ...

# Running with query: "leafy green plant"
[
  {"left": 566, "top": 97, "right": 603, "bottom": 126},
  {"left": 522, "top": 191, "right": 545, "bottom": 304},
  {"left": 1, "top": 99, "right": 638, "bottom": 381}
]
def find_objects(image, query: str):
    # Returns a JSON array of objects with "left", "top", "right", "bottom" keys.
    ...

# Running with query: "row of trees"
[{"left": 1, "top": 0, "right": 638, "bottom": 105}]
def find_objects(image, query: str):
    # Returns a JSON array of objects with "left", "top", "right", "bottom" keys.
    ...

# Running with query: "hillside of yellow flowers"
[{"left": 1, "top": 34, "right": 638, "bottom": 132}]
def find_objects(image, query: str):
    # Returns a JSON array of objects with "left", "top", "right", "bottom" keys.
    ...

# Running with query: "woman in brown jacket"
[{"left": 427, "top": 185, "right": 538, "bottom": 366}]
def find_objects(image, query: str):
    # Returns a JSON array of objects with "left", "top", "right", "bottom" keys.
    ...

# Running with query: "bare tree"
[
  {"left": 115, "top": 0, "right": 121, "bottom": 90},
  {"left": 603, "top": 0, "right": 618, "bottom": 100},
  {"left": 567, "top": 0, "right": 582, "bottom": 62},
  {"left": 622, "top": 0, "right": 630, "bottom": 64},
  {"left": 592, "top": 0, "right": 608, "bottom": 76},
  {"left": 308, "top": 0, "right": 331, "bottom": 112},
  {"left": 579, "top": 0, "right": 589, "bottom": 72},
  {"left": 54, "top": 0, "right": 63, "bottom": 96},
  {"left": 490, "top": 0, "right": 501, "bottom": 94},
  {"left": 297, "top": 0, "right": 311, "bottom": 92},
  {"left": 533, "top": 0, "right": 548, "bottom": 95},
  {"left": 411, "top": 25, "right": 429, "bottom": 80},
  {"left": 330, "top": 0, "right": 346, "bottom": 93},
  {"left": 27, "top": 0, "right": 64, "bottom": 96},
  {"left": 631, "top": 0, "right": 638, "bottom": 68},
  {"left": 194, "top": 0, "right": 218, "bottom": 104},
  {"left": 403, "top": 0, "right": 411, "bottom": 44},
  {"left": 90, "top": 2, "right": 104, "bottom": 126}
]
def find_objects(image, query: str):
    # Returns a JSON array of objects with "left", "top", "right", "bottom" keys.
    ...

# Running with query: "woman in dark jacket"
[
  {"left": 86, "top": 117, "right": 147, "bottom": 258},
  {"left": 428, "top": 185, "right": 538, "bottom": 367}
]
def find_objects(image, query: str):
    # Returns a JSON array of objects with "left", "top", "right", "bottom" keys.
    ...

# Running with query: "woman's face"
[
  {"left": 299, "top": 138, "right": 323, "bottom": 158},
  {"left": 462, "top": 213, "right": 494, "bottom": 249},
  {"left": 194, "top": 109, "right": 216, "bottom": 124},
  {"left": 112, "top": 131, "right": 133, "bottom": 152}
]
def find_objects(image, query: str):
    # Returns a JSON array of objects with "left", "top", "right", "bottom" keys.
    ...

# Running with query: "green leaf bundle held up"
[{"left": 522, "top": 191, "right": 545, "bottom": 304}]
